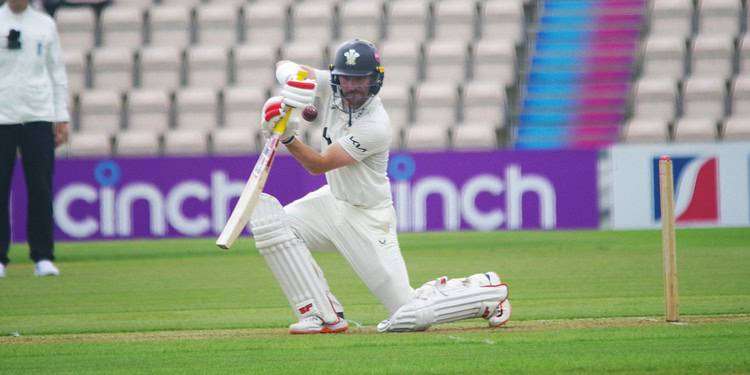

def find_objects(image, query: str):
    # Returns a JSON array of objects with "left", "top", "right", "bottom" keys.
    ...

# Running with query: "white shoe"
[
  {"left": 289, "top": 316, "right": 349, "bottom": 334},
  {"left": 34, "top": 260, "right": 60, "bottom": 276},
  {"left": 0, "top": 263, "right": 5, "bottom": 278},
  {"left": 487, "top": 299, "right": 512, "bottom": 327}
]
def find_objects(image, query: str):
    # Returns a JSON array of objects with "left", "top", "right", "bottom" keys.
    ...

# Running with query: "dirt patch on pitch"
[{"left": 2, "top": 314, "right": 748, "bottom": 345}]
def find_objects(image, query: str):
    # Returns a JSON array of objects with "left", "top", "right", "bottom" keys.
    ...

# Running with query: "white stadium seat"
[
  {"left": 385, "top": 0, "right": 430, "bottom": 42},
  {"left": 243, "top": 1, "right": 291, "bottom": 46},
  {"left": 63, "top": 50, "right": 87, "bottom": 92},
  {"left": 673, "top": 118, "right": 718, "bottom": 141},
  {"left": 126, "top": 89, "right": 171, "bottom": 132},
  {"left": 195, "top": 4, "right": 239, "bottom": 47},
  {"left": 100, "top": 6, "right": 144, "bottom": 49},
  {"left": 174, "top": 88, "right": 219, "bottom": 131},
  {"left": 279, "top": 41, "right": 327, "bottom": 69},
  {"left": 78, "top": 90, "right": 122, "bottom": 135},
  {"left": 423, "top": 40, "right": 469, "bottom": 84},
  {"left": 163, "top": 129, "right": 209, "bottom": 155},
  {"left": 223, "top": 86, "right": 266, "bottom": 129},
  {"left": 697, "top": 0, "right": 742, "bottom": 37},
  {"left": 480, "top": 0, "right": 524, "bottom": 42},
  {"left": 640, "top": 36, "right": 689, "bottom": 79},
  {"left": 232, "top": 44, "right": 278, "bottom": 89},
  {"left": 432, "top": 0, "right": 478, "bottom": 42},
  {"left": 379, "top": 40, "right": 422, "bottom": 83},
  {"left": 722, "top": 116, "right": 750, "bottom": 140},
  {"left": 413, "top": 81, "right": 458, "bottom": 124},
  {"left": 338, "top": 0, "right": 384, "bottom": 42},
  {"left": 90, "top": 47, "right": 135, "bottom": 91},
  {"left": 67, "top": 133, "right": 112, "bottom": 157},
  {"left": 148, "top": 5, "right": 192, "bottom": 47},
  {"left": 403, "top": 123, "right": 451, "bottom": 150},
  {"left": 631, "top": 77, "right": 679, "bottom": 120},
  {"left": 461, "top": 81, "right": 505, "bottom": 126},
  {"left": 56, "top": 7, "right": 96, "bottom": 51},
  {"left": 649, "top": 0, "right": 694, "bottom": 38},
  {"left": 471, "top": 38, "right": 516, "bottom": 85},
  {"left": 185, "top": 45, "right": 229, "bottom": 88},
  {"left": 681, "top": 76, "right": 727, "bottom": 120},
  {"left": 290, "top": 1, "right": 335, "bottom": 43},
  {"left": 378, "top": 83, "right": 412, "bottom": 129},
  {"left": 212, "top": 127, "right": 258, "bottom": 155},
  {"left": 116, "top": 130, "right": 161, "bottom": 156},
  {"left": 731, "top": 75, "right": 750, "bottom": 116},
  {"left": 690, "top": 34, "right": 735, "bottom": 79},
  {"left": 138, "top": 46, "right": 183, "bottom": 89},
  {"left": 452, "top": 123, "right": 498, "bottom": 149},
  {"left": 622, "top": 118, "right": 670, "bottom": 142}
]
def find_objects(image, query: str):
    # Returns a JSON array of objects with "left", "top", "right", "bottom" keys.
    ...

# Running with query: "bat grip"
[{"left": 273, "top": 69, "right": 310, "bottom": 136}]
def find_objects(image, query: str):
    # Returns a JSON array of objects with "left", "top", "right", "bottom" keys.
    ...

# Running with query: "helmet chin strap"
[{"left": 332, "top": 88, "right": 375, "bottom": 126}]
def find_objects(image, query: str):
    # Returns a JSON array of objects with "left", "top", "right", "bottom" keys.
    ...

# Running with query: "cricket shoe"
[
  {"left": 34, "top": 260, "right": 60, "bottom": 277},
  {"left": 0, "top": 263, "right": 5, "bottom": 278},
  {"left": 289, "top": 316, "right": 349, "bottom": 334},
  {"left": 484, "top": 298, "right": 512, "bottom": 328}
]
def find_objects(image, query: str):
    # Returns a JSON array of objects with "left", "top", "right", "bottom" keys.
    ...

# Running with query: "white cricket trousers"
[{"left": 284, "top": 185, "right": 414, "bottom": 314}]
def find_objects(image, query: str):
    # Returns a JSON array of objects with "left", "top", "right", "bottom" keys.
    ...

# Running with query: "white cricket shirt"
[
  {"left": 0, "top": 3, "right": 69, "bottom": 124},
  {"left": 311, "top": 69, "right": 393, "bottom": 209}
]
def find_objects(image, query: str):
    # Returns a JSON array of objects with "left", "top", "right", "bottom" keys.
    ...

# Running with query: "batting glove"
[
  {"left": 260, "top": 96, "right": 298, "bottom": 142},
  {"left": 280, "top": 79, "right": 317, "bottom": 108}
]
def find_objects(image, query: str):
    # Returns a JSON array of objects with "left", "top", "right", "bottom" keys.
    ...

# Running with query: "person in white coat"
[
  {"left": 249, "top": 39, "right": 511, "bottom": 334},
  {"left": 0, "top": 0, "right": 69, "bottom": 278}
]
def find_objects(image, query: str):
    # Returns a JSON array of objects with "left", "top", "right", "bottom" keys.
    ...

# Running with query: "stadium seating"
[
  {"left": 452, "top": 124, "right": 498, "bottom": 149},
  {"left": 147, "top": 4, "right": 192, "bottom": 47},
  {"left": 56, "top": 7, "right": 96, "bottom": 51},
  {"left": 46, "top": 0, "right": 549, "bottom": 156},
  {"left": 242, "top": 1, "right": 289, "bottom": 46},
  {"left": 100, "top": 6, "right": 144, "bottom": 49},
  {"left": 90, "top": 47, "right": 135, "bottom": 91},
  {"left": 138, "top": 46, "right": 182, "bottom": 89},
  {"left": 194, "top": 3, "right": 240, "bottom": 47},
  {"left": 77, "top": 90, "right": 120, "bottom": 133},
  {"left": 432, "top": 0, "right": 478, "bottom": 42},
  {"left": 126, "top": 89, "right": 171, "bottom": 133},
  {"left": 385, "top": 1, "right": 430, "bottom": 42},
  {"left": 338, "top": 0, "right": 383, "bottom": 42},
  {"left": 174, "top": 88, "right": 219, "bottom": 131},
  {"left": 222, "top": 86, "right": 266, "bottom": 129},
  {"left": 185, "top": 46, "right": 230, "bottom": 88},
  {"left": 57, "top": 0, "right": 750, "bottom": 155}
]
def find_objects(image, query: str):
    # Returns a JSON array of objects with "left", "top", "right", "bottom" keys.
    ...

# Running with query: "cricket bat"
[{"left": 216, "top": 70, "right": 309, "bottom": 249}]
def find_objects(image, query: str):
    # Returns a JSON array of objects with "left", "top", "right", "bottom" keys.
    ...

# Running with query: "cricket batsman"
[{"left": 251, "top": 39, "right": 511, "bottom": 334}]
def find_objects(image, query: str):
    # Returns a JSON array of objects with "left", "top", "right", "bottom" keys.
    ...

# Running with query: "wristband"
[{"left": 281, "top": 135, "right": 296, "bottom": 145}]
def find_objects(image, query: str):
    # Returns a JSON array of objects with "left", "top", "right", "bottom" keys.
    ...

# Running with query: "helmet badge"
[{"left": 344, "top": 49, "right": 360, "bottom": 66}]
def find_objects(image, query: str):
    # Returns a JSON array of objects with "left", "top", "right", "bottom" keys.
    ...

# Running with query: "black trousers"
[{"left": 0, "top": 122, "right": 56, "bottom": 265}]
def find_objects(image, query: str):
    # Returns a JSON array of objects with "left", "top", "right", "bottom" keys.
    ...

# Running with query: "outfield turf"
[{"left": 1, "top": 228, "right": 749, "bottom": 373}]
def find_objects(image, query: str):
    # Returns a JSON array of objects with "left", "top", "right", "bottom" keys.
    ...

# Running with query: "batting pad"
[
  {"left": 250, "top": 194, "right": 339, "bottom": 323},
  {"left": 377, "top": 272, "right": 508, "bottom": 332}
]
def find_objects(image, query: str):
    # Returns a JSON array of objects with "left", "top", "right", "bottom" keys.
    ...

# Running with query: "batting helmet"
[{"left": 329, "top": 39, "right": 385, "bottom": 96}]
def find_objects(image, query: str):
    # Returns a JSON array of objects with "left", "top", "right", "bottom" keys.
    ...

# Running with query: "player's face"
[
  {"left": 339, "top": 75, "right": 372, "bottom": 109},
  {"left": 8, "top": 0, "right": 29, "bottom": 13}
]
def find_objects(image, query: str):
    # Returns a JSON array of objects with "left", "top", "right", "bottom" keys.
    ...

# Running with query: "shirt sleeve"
[
  {"left": 46, "top": 21, "right": 70, "bottom": 122},
  {"left": 336, "top": 120, "right": 391, "bottom": 162}
]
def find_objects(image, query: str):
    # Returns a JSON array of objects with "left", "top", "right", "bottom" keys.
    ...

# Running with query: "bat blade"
[
  {"left": 216, "top": 135, "right": 280, "bottom": 249},
  {"left": 216, "top": 69, "right": 308, "bottom": 250}
]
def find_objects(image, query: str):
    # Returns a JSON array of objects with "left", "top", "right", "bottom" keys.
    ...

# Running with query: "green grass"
[{"left": 1, "top": 228, "right": 749, "bottom": 373}]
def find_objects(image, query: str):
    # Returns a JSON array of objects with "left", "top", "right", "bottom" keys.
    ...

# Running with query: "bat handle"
[{"left": 273, "top": 69, "right": 310, "bottom": 136}]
